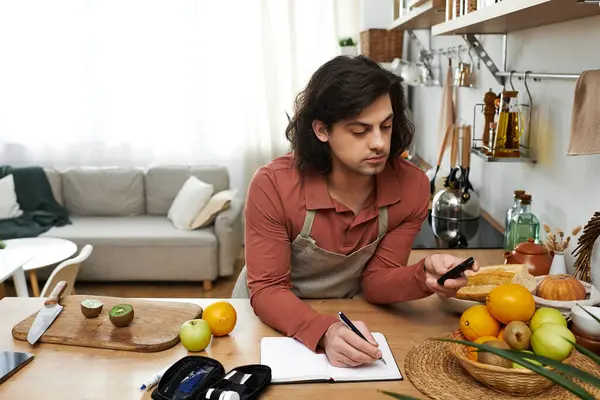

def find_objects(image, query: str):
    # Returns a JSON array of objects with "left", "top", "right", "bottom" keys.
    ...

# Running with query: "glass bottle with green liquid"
[
  {"left": 508, "top": 194, "right": 540, "bottom": 249},
  {"left": 504, "top": 189, "right": 525, "bottom": 250}
]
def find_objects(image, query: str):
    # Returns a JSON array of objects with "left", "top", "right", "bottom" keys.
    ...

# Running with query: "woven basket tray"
[
  {"left": 404, "top": 332, "right": 600, "bottom": 399},
  {"left": 448, "top": 329, "right": 576, "bottom": 396}
]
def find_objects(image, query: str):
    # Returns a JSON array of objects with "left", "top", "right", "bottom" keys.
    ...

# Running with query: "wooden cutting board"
[{"left": 12, "top": 295, "right": 202, "bottom": 352}]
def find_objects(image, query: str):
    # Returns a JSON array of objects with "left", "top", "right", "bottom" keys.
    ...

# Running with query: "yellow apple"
[
  {"left": 530, "top": 323, "right": 575, "bottom": 361},
  {"left": 180, "top": 319, "right": 212, "bottom": 352}
]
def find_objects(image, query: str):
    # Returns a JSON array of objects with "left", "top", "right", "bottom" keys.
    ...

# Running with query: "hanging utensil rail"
[{"left": 495, "top": 71, "right": 580, "bottom": 81}]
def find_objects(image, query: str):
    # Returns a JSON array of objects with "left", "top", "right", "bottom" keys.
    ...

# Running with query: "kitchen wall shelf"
[
  {"left": 390, "top": 0, "right": 446, "bottom": 30},
  {"left": 431, "top": 0, "right": 600, "bottom": 35},
  {"left": 408, "top": 0, "right": 432, "bottom": 9},
  {"left": 471, "top": 146, "right": 537, "bottom": 163},
  {"left": 470, "top": 96, "right": 537, "bottom": 164}
]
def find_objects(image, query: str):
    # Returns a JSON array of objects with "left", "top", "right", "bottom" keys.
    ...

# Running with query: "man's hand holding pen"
[{"left": 319, "top": 319, "right": 382, "bottom": 368}]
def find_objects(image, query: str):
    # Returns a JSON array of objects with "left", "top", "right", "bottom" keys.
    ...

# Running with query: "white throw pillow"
[
  {"left": 168, "top": 176, "right": 214, "bottom": 230},
  {"left": 190, "top": 189, "right": 237, "bottom": 229},
  {"left": 0, "top": 174, "right": 23, "bottom": 220}
]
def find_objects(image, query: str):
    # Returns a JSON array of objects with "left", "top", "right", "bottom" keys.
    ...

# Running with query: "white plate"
[
  {"left": 441, "top": 276, "right": 599, "bottom": 316},
  {"left": 442, "top": 297, "right": 485, "bottom": 314},
  {"left": 533, "top": 275, "right": 600, "bottom": 316}
]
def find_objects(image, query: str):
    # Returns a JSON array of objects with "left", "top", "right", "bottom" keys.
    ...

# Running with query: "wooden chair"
[{"left": 39, "top": 244, "right": 93, "bottom": 297}]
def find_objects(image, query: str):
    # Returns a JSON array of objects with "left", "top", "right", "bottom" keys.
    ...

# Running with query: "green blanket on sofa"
[{"left": 0, "top": 165, "right": 71, "bottom": 239}]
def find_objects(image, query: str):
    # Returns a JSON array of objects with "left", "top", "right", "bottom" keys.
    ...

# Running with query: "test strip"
[
  {"left": 240, "top": 373, "right": 252, "bottom": 384},
  {"left": 224, "top": 371, "right": 237, "bottom": 380}
]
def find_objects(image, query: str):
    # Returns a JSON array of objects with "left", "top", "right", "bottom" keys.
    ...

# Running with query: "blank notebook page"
[{"left": 260, "top": 336, "right": 330, "bottom": 383}]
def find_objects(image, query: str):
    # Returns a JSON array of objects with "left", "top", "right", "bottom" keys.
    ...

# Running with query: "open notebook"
[{"left": 260, "top": 332, "right": 402, "bottom": 384}]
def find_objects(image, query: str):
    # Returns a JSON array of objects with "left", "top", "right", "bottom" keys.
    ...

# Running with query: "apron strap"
[
  {"left": 300, "top": 209, "right": 317, "bottom": 238},
  {"left": 302, "top": 207, "right": 387, "bottom": 239},
  {"left": 378, "top": 206, "right": 388, "bottom": 237}
]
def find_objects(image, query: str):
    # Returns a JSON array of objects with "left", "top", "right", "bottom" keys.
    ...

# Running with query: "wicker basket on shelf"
[
  {"left": 448, "top": 329, "right": 577, "bottom": 396},
  {"left": 359, "top": 29, "right": 403, "bottom": 62}
]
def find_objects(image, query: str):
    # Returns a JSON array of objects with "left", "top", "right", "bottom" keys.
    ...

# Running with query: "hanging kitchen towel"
[
  {"left": 437, "top": 58, "right": 455, "bottom": 149},
  {"left": 567, "top": 70, "right": 600, "bottom": 156}
]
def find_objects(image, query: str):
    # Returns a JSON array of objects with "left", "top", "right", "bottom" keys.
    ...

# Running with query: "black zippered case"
[{"left": 151, "top": 355, "right": 271, "bottom": 400}]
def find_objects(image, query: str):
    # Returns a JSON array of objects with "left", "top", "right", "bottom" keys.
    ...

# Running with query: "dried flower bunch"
[
  {"left": 543, "top": 224, "right": 582, "bottom": 253},
  {"left": 572, "top": 212, "right": 600, "bottom": 283}
]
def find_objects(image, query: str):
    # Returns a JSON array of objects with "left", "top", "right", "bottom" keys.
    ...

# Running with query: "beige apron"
[{"left": 231, "top": 206, "right": 388, "bottom": 299}]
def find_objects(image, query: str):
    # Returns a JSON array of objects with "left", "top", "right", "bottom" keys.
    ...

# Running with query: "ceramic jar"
[
  {"left": 591, "top": 236, "right": 600, "bottom": 291},
  {"left": 504, "top": 238, "right": 552, "bottom": 276},
  {"left": 549, "top": 251, "right": 567, "bottom": 275}
]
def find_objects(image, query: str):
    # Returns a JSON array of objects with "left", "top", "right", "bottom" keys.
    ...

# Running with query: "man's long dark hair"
[{"left": 285, "top": 55, "right": 414, "bottom": 174}]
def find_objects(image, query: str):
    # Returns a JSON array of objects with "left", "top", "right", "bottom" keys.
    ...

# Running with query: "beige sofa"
[{"left": 40, "top": 165, "right": 244, "bottom": 289}]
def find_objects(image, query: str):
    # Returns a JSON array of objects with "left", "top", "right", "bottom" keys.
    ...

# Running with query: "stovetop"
[{"left": 412, "top": 211, "right": 505, "bottom": 249}]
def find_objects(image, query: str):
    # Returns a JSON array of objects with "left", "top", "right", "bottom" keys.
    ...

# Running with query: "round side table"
[
  {"left": 3, "top": 237, "right": 77, "bottom": 297},
  {"left": 0, "top": 250, "right": 31, "bottom": 297}
]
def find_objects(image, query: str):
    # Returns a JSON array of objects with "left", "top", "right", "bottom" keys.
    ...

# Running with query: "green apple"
[
  {"left": 529, "top": 307, "right": 567, "bottom": 332},
  {"left": 180, "top": 319, "right": 212, "bottom": 352},
  {"left": 531, "top": 323, "right": 575, "bottom": 361},
  {"left": 512, "top": 350, "right": 543, "bottom": 369}
]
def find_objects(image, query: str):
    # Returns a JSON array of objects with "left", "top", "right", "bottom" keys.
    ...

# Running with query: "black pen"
[{"left": 337, "top": 312, "right": 387, "bottom": 365}]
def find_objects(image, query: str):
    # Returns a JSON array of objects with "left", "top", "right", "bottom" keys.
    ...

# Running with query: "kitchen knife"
[{"left": 27, "top": 280, "right": 67, "bottom": 345}]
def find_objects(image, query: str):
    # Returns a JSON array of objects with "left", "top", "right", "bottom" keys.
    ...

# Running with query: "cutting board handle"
[{"left": 45, "top": 281, "right": 67, "bottom": 306}]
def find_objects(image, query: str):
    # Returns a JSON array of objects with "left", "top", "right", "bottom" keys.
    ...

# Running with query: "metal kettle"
[
  {"left": 429, "top": 212, "right": 480, "bottom": 248},
  {"left": 431, "top": 187, "right": 480, "bottom": 221},
  {"left": 431, "top": 125, "right": 480, "bottom": 221}
]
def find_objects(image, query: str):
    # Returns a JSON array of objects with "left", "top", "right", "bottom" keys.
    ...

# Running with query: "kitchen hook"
[
  {"left": 524, "top": 71, "right": 533, "bottom": 107},
  {"left": 467, "top": 44, "right": 476, "bottom": 69},
  {"left": 457, "top": 46, "right": 465, "bottom": 63},
  {"left": 509, "top": 70, "right": 516, "bottom": 91},
  {"left": 523, "top": 71, "right": 534, "bottom": 150}
]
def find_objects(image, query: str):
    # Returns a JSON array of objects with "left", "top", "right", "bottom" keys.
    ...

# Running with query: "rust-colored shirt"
[{"left": 245, "top": 152, "right": 433, "bottom": 351}]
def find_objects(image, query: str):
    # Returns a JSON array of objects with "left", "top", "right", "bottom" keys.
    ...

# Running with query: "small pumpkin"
[{"left": 537, "top": 274, "right": 586, "bottom": 301}]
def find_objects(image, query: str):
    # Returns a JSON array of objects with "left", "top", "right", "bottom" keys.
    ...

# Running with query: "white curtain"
[{"left": 0, "top": 0, "right": 359, "bottom": 192}]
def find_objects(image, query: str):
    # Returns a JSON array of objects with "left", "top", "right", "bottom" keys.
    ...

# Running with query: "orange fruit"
[
  {"left": 202, "top": 301, "right": 237, "bottom": 337},
  {"left": 467, "top": 336, "right": 498, "bottom": 361},
  {"left": 497, "top": 326, "right": 506, "bottom": 340},
  {"left": 460, "top": 305, "right": 501, "bottom": 341},
  {"left": 486, "top": 283, "right": 535, "bottom": 324}
]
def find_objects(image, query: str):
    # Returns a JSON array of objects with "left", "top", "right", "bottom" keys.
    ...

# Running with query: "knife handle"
[{"left": 45, "top": 281, "right": 68, "bottom": 306}]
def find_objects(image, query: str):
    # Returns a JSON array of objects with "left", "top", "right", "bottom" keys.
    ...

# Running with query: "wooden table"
[{"left": 0, "top": 296, "right": 460, "bottom": 399}]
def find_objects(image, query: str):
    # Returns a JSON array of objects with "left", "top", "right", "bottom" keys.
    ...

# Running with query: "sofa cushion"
[
  {"left": 41, "top": 215, "right": 217, "bottom": 247},
  {"left": 191, "top": 189, "right": 237, "bottom": 229},
  {"left": 145, "top": 165, "right": 229, "bottom": 215},
  {"left": 44, "top": 167, "right": 63, "bottom": 206},
  {"left": 62, "top": 167, "right": 145, "bottom": 216},
  {"left": 0, "top": 174, "right": 23, "bottom": 219},
  {"left": 168, "top": 176, "right": 214, "bottom": 230}
]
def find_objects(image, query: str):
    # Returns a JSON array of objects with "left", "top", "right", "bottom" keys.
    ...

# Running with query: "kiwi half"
[
  {"left": 81, "top": 299, "right": 103, "bottom": 318},
  {"left": 109, "top": 304, "right": 135, "bottom": 327}
]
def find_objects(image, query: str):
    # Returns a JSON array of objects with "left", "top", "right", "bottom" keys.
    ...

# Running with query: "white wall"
[
  {"left": 359, "top": 0, "right": 394, "bottom": 30},
  {"left": 408, "top": 17, "right": 600, "bottom": 270}
]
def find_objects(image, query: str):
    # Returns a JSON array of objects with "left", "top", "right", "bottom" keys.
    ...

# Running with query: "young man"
[{"left": 232, "top": 55, "right": 478, "bottom": 368}]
